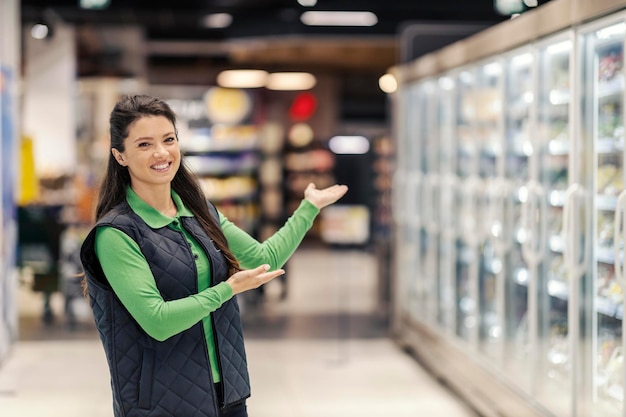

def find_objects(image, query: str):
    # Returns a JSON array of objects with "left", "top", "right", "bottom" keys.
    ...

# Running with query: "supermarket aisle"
[{"left": 0, "top": 246, "right": 478, "bottom": 417}]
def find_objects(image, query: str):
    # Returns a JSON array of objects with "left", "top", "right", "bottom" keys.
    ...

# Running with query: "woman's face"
[{"left": 112, "top": 115, "right": 181, "bottom": 190}]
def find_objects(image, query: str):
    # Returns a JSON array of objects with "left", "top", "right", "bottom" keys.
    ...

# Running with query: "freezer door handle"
[
  {"left": 460, "top": 175, "right": 484, "bottom": 247},
  {"left": 521, "top": 180, "right": 546, "bottom": 266},
  {"left": 489, "top": 178, "right": 512, "bottom": 256},
  {"left": 563, "top": 183, "right": 587, "bottom": 279},
  {"left": 441, "top": 174, "right": 458, "bottom": 240},
  {"left": 614, "top": 190, "right": 626, "bottom": 288},
  {"left": 425, "top": 174, "right": 440, "bottom": 235}
]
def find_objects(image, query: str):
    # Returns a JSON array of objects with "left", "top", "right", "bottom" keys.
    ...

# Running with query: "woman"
[{"left": 80, "top": 94, "right": 348, "bottom": 417}]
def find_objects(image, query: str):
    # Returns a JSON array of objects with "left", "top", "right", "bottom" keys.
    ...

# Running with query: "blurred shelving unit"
[
  {"left": 155, "top": 85, "right": 262, "bottom": 236},
  {"left": 183, "top": 124, "right": 261, "bottom": 235}
]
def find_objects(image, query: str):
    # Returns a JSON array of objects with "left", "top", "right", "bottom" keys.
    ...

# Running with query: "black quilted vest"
[{"left": 80, "top": 201, "right": 250, "bottom": 417}]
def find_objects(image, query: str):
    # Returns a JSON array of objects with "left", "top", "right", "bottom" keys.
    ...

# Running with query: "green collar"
[{"left": 126, "top": 186, "right": 194, "bottom": 229}]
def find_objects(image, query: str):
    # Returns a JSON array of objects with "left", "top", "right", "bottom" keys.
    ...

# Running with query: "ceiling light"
[
  {"left": 329, "top": 136, "right": 370, "bottom": 154},
  {"left": 378, "top": 74, "right": 397, "bottom": 94},
  {"left": 266, "top": 72, "right": 317, "bottom": 90},
  {"left": 30, "top": 23, "right": 50, "bottom": 40},
  {"left": 217, "top": 69, "right": 268, "bottom": 89},
  {"left": 301, "top": 11, "right": 378, "bottom": 27},
  {"left": 494, "top": 0, "right": 526, "bottom": 15},
  {"left": 297, "top": 0, "right": 317, "bottom": 6},
  {"left": 80, "top": 0, "right": 110, "bottom": 9},
  {"left": 202, "top": 13, "right": 233, "bottom": 29}
]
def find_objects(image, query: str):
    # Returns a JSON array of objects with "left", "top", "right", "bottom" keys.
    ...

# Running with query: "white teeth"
[{"left": 153, "top": 163, "right": 168, "bottom": 170}]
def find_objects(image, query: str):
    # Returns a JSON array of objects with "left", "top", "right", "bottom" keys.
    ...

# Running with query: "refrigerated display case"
[
  {"left": 390, "top": 2, "right": 626, "bottom": 417},
  {"left": 393, "top": 84, "right": 422, "bottom": 326},
  {"left": 454, "top": 68, "right": 481, "bottom": 346},
  {"left": 475, "top": 57, "right": 505, "bottom": 365},
  {"left": 580, "top": 16, "right": 626, "bottom": 417},
  {"left": 502, "top": 46, "right": 536, "bottom": 393},
  {"left": 438, "top": 73, "right": 458, "bottom": 334},
  {"left": 417, "top": 80, "right": 440, "bottom": 326},
  {"left": 406, "top": 83, "right": 424, "bottom": 323},
  {"left": 534, "top": 32, "right": 576, "bottom": 417}
]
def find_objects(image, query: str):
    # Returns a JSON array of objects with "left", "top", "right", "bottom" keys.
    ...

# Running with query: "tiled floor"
[{"left": 0, "top": 246, "right": 478, "bottom": 417}]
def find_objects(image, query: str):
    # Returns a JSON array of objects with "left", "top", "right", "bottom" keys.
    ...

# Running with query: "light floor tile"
[{"left": 0, "top": 247, "right": 477, "bottom": 417}]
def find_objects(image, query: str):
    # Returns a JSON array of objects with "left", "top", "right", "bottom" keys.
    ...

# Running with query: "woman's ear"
[{"left": 112, "top": 149, "right": 126, "bottom": 166}]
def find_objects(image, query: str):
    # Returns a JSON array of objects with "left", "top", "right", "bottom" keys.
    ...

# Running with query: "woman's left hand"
[{"left": 304, "top": 183, "right": 348, "bottom": 210}]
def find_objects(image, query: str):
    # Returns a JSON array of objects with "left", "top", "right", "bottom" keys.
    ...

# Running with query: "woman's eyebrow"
[{"left": 132, "top": 131, "right": 175, "bottom": 142}]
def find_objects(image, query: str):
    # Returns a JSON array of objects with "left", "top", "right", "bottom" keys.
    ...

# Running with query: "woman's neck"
[{"left": 131, "top": 183, "right": 176, "bottom": 216}]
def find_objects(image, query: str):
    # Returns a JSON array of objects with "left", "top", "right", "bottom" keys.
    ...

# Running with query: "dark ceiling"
[
  {"left": 20, "top": 0, "right": 552, "bottom": 71},
  {"left": 20, "top": 0, "right": 533, "bottom": 40},
  {"left": 19, "top": 0, "right": 552, "bottom": 121}
]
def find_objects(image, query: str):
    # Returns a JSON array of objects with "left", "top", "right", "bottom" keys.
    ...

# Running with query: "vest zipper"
[
  {"left": 179, "top": 223, "right": 222, "bottom": 415},
  {"left": 205, "top": 240, "right": 227, "bottom": 408},
  {"left": 180, "top": 221, "right": 226, "bottom": 414}
]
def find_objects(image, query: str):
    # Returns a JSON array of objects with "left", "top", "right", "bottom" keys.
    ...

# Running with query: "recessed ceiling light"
[
  {"left": 216, "top": 70, "right": 268, "bottom": 89},
  {"left": 30, "top": 23, "right": 50, "bottom": 40},
  {"left": 300, "top": 11, "right": 378, "bottom": 27},
  {"left": 329, "top": 136, "right": 370, "bottom": 154},
  {"left": 378, "top": 74, "right": 397, "bottom": 94},
  {"left": 266, "top": 72, "right": 317, "bottom": 91},
  {"left": 80, "top": 0, "right": 110, "bottom": 9},
  {"left": 202, "top": 13, "right": 233, "bottom": 29}
]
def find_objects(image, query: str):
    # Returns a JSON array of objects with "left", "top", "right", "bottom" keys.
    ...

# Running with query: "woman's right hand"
[{"left": 226, "top": 264, "right": 285, "bottom": 295}]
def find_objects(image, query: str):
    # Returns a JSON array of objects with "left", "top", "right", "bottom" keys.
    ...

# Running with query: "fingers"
[
  {"left": 255, "top": 268, "right": 285, "bottom": 287},
  {"left": 227, "top": 265, "right": 285, "bottom": 295},
  {"left": 324, "top": 184, "right": 348, "bottom": 197},
  {"left": 329, "top": 184, "right": 348, "bottom": 196}
]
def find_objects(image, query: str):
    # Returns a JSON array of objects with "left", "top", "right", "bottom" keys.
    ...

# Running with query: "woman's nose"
[{"left": 153, "top": 144, "right": 167, "bottom": 157}]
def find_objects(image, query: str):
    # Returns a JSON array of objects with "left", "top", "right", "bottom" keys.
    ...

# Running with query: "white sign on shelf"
[{"left": 320, "top": 205, "right": 370, "bottom": 245}]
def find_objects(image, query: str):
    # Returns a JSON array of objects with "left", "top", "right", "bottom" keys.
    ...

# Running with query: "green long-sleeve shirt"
[{"left": 94, "top": 187, "right": 319, "bottom": 382}]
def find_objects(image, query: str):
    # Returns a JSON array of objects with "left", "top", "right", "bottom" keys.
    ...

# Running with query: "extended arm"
[
  {"left": 223, "top": 183, "right": 348, "bottom": 270},
  {"left": 95, "top": 227, "right": 231, "bottom": 341}
]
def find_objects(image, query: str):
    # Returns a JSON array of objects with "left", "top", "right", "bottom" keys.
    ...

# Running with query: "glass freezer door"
[
  {"left": 405, "top": 83, "right": 424, "bottom": 324},
  {"left": 439, "top": 74, "right": 458, "bottom": 334},
  {"left": 580, "top": 18, "right": 626, "bottom": 417},
  {"left": 455, "top": 68, "right": 480, "bottom": 346},
  {"left": 408, "top": 81, "right": 433, "bottom": 323},
  {"left": 534, "top": 34, "right": 574, "bottom": 417},
  {"left": 419, "top": 80, "right": 441, "bottom": 326},
  {"left": 393, "top": 87, "right": 415, "bottom": 322},
  {"left": 475, "top": 58, "right": 505, "bottom": 363},
  {"left": 503, "top": 48, "right": 536, "bottom": 393}
]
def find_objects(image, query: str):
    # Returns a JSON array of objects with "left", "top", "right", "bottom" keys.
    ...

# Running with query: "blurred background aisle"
[{"left": 0, "top": 246, "right": 477, "bottom": 417}]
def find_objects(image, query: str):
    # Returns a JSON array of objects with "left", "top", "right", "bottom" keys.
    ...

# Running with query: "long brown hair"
[{"left": 96, "top": 94, "right": 240, "bottom": 273}]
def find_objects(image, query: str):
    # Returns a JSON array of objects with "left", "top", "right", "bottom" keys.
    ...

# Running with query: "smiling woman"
[
  {"left": 79, "top": 94, "right": 347, "bottom": 417},
  {"left": 110, "top": 115, "right": 181, "bottom": 207}
]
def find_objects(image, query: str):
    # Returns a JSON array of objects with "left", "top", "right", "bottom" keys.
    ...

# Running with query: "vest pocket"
[{"left": 138, "top": 348, "right": 154, "bottom": 410}]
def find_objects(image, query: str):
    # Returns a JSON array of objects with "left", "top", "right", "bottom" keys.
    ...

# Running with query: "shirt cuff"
[
  {"left": 214, "top": 281, "right": 234, "bottom": 301},
  {"left": 299, "top": 199, "right": 321, "bottom": 217}
]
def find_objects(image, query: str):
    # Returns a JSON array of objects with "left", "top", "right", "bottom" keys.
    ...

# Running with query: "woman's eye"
[
  {"left": 138, "top": 142, "right": 150, "bottom": 147},
  {"left": 165, "top": 137, "right": 176, "bottom": 143}
]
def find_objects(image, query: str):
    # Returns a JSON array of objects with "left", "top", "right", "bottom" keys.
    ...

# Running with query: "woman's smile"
[
  {"left": 114, "top": 115, "right": 181, "bottom": 190},
  {"left": 151, "top": 161, "right": 172, "bottom": 172}
]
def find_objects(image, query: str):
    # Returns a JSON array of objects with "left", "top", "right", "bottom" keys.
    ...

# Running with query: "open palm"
[{"left": 304, "top": 183, "right": 349, "bottom": 209}]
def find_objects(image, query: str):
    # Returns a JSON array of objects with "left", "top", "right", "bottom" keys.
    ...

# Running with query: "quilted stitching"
[{"left": 81, "top": 202, "right": 250, "bottom": 416}]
